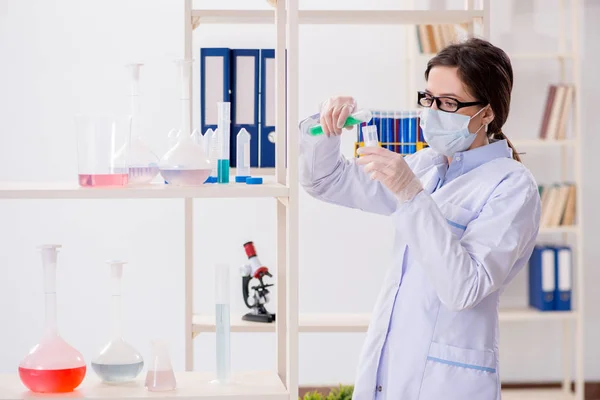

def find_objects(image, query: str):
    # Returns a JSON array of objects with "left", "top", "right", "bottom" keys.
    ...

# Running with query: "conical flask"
[
  {"left": 92, "top": 260, "right": 144, "bottom": 384},
  {"left": 145, "top": 341, "right": 176, "bottom": 392},
  {"left": 159, "top": 59, "right": 211, "bottom": 186},
  {"left": 125, "top": 63, "right": 160, "bottom": 185},
  {"left": 19, "top": 245, "right": 86, "bottom": 393}
]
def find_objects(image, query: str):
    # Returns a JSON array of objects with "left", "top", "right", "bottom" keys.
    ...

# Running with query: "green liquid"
[
  {"left": 308, "top": 115, "right": 363, "bottom": 136},
  {"left": 217, "top": 159, "right": 230, "bottom": 183}
]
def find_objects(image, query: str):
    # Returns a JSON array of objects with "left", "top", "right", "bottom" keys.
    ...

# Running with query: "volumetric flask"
[
  {"left": 145, "top": 341, "right": 176, "bottom": 392},
  {"left": 159, "top": 59, "right": 211, "bottom": 185},
  {"left": 92, "top": 260, "right": 144, "bottom": 384},
  {"left": 125, "top": 64, "right": 160, "bottom": 185},
  {"left": 75, "top": 115, "right": 130, "bottom": 187},
  {"left": 19, "top": 245, "right": 87, "bottom": 393}
]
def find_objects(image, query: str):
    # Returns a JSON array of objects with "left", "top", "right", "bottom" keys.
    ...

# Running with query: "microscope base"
[{"left": 242, "top": 312, "right": 276, "bottom": 323}]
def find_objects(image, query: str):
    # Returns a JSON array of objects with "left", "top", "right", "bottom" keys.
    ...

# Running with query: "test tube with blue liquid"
[
  {"left": 214, "top": 264, "right": 231, "bottom": 383},
  {"left": 217, "top": 103, "right": 231, "bottom": 183}
]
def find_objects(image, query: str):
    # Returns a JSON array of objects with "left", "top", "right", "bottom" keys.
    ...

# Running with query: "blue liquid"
[
  {"left": 91, "top": 361, "right": 144, "bottom": 383},
  {"left": 217, "top": 159, "right": 230, "bottom": 184},
  {"left": 215, "top": 303, "right": 230, "bottom": 382}
]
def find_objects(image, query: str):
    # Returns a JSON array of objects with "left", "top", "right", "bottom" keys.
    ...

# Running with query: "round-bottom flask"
[
  {"left": 19, "top": 245, "right": 86, "bottom": 393},
  {"left": 92, "top": 260, "right": 144, "bottom": 384}
]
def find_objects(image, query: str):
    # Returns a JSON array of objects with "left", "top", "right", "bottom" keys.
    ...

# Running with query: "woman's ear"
[{"left": 482, "top": 107, "right": 495, "bottom": 127}]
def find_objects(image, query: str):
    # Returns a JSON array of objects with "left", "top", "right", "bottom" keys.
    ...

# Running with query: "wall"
[{"left": 0, "top": 0, "right": 597, "bottom": 386}]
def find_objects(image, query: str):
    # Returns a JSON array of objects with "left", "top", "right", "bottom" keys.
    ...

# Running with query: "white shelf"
[
  {"left": 192, "top": 308, "right": 576, "bottom": 336},
  {"left": 510, "top": 53, "right": 575, "bottom": 60},
  {"left": 192, "top": 9, "right": 484, "bottom": 26},
  {"left": 501, "top": 388, "right": 575, "bottom": 400},
  {"left": 192, "top": 313, "right": 371, "bottom": 336},
  {"left": 0, "top": 371, "right": 288, "bottom": 400},
  {"left": 511, "top": 139, "right": 575, "bottom": 147},
  {"left": 0, "top": 181, "right": 289, "bottom": 200}
]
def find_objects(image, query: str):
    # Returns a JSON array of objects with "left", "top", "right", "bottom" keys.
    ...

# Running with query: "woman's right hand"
[{"left": 319, "top": 96, "right": 357, "bottom": 137}]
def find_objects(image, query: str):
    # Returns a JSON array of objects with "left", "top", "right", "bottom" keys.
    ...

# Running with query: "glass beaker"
[
  {"left": 125, "top": 63, "right": 160, "bottom": 185},
  {"left": 145, "top": 341, "right": 176, "bottom": 392},
  {"left": 19, "top": 245, "right": 87, "bottom": 393},
  {"left": 158, "top": 59, "right": 211, "bottom": 186},
  {"left": 75, "top": 115, "right": 130, "bottom": 187},
  {"left": 92, "top": 260, "right": 144, "bottom": 384}
]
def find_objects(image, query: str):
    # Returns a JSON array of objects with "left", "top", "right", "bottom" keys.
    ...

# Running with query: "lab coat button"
[
  {"left": 455, "top": 155, "right": 462, "bottom": 161},
  {"left": 377, "top": 385, "right": 382, "bottom": 392}
]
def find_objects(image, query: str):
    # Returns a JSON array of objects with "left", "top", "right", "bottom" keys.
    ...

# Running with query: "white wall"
[{"left": 0, "top": 0, "right": 597, "bottom": 386}]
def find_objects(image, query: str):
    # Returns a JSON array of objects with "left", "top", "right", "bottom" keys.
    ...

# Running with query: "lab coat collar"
[{"left": 429, "top": 139, "right": 512, "bottom": 175}]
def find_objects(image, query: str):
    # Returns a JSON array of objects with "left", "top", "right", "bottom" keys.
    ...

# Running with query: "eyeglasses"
[{"left": 417, "top": 91, "right": 486, "bottom": 113}]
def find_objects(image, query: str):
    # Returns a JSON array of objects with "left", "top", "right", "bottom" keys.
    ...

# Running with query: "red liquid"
[
  {"left": 19, "top": 366, "right": 86, "bottom": 393},
  {"left": 78, "top": 174, "right": 128, "bottom": 187}
]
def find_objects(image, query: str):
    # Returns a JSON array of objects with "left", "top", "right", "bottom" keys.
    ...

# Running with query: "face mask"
[{"left": 419, "top": 107, "right": 487, "bottom": 157}]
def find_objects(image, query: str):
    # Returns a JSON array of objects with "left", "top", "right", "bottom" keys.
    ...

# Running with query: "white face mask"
[{"left": 419, "top": 107, "right": 487, "bottom": 157}]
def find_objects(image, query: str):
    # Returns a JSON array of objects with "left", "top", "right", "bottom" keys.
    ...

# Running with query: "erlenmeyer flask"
[
  {"left": 159, "top": 59, "right": 211, "bottom": 186},
  {"left": 145, "top": 341, "right": 176, "bottom": 392},
  {"left": 19, "top": 245, "right": 86, "bottom": 393},
  {"left": 125, "top": 64, "right": 160, "bottom": 185},
  {"left": 92, "top": 260, "right": 144, "bottom": 384}
]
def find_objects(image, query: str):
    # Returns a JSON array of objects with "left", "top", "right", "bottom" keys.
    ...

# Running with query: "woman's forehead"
[{"left": 426, "top": 66, "right": 472, "bottom": 100}]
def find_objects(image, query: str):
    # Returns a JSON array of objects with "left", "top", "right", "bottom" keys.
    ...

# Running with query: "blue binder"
[
  {"left": 528, "top": 246, "right": 556, "bottom": 311},
  {"left": 259, "top": 49, "right": 275, "bottom": 168},
  {"left": 200, "top": 48, "right": 231, "bottom": 135},
  {"left": 231, "top": 49, "right": 259, "bottom": 168},
  {"left": 554, "top": 246, "right": 572, "bottom": 311}
]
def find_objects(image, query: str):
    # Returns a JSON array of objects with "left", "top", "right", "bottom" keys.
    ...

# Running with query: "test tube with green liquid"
[{"left": 308, "top": 109, "right": 373, "bottom": 136}]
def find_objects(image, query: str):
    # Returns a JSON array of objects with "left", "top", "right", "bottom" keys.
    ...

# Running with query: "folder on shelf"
[
  {"left": 528, "top": 245, "right": 556, "bottom": 311},
  {"left": 555, "top": 246, "right": 572, "bottom": 311},
  {"left": 200, "top": 48, "right": 231, "bottom": 135},
  {"left": 260, "top": 49, "right": 276, "bottom": 168},
  {"left": 231, "top": 49, "right": 259, "bottom": 168}
]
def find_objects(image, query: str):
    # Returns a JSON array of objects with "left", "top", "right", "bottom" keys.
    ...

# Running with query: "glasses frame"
[{"left": 417, "top": 91, "right": 486, "bottom": 113}]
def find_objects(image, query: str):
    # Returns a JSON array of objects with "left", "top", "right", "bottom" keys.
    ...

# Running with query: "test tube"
[
  {"left": 215, "top": 264, "right": 231, "bottom": 383},
  {"left": 362, "top": 125, "right": 379, "bottom": 147},
  {"left": 309, "top": 109, "right": 373, "bottom": 136},
  {"left": 217, "top": 103, "right": 231, "bottom": 183},
  {"left": 235, "top": 128, "right": 251, "bottom": 182}
]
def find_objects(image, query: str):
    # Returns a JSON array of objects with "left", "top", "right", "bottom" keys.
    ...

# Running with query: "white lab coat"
[{"left": 298, "top": 113, "right": 541, "bottom": 400}]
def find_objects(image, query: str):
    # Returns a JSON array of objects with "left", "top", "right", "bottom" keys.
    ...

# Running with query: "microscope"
[{"left": 240, "top": 241, "right": 276, "bottom": 323}]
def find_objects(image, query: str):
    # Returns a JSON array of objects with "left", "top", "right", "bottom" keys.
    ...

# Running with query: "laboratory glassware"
[
  {"left": 19, "top": 245, "right": 87, "bottom": 393},
  {"left": 190, "top": 129, "right": 203, "bottom": 148},
  {"left": 159, "top": 59, "right": 211, "bottom": 186},
  {"left": 75, "top": 115, "right": 129, "bottom": 187},
  {"left": 206, "top": 128, "right": 219, "bottom": 183},
  {"left": 92, "top": 260, "right": 144, "bottom": 384},
  {"left": 214, "top": 263, "right": 231, "bottom": 383},
  {"left": 202, "top": 128, "right": 212, "bottom": 158},
  {"left": 309, "top": 109, "right": 373, "bottom": 136},
  {"left": 125, "top": 63, "right": 160, "bottom": 185},
  {"left": 145, "top": 341, "right": 176, "bottom": 392},
  {"left": 235, "top": 128, "right": 251, "bottom": 182},
  {"left": 217, "top": 102, "right": 231, "bottom": 184},
  {"left": 362, "top": 125, "right": 380, "bottom": 147}
]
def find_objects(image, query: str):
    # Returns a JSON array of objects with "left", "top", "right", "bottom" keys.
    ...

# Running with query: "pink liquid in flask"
[
  {"left": 78, "top": 174, "right": 129, "bottom": 187},
  {"left": 19, "top": 365, "right": 86, "bottom": 393}
]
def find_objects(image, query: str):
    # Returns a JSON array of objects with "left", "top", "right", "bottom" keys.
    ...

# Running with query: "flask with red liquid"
[{"left": 18, "top": 245, "right": 86, "bottom": 393}]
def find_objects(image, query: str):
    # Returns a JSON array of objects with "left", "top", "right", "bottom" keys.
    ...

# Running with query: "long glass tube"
[{"left": 215, "top": 264, "right": 230, "bottom": 383}]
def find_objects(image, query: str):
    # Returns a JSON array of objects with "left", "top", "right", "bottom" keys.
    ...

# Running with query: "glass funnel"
[
  {"left": 75, "top": 115, "right": 130, "bottom": 187},
  {"left": 19, "top": 245, "right": 86, "bottom": 393},
  {"left": 92, "top": 260, "right": 144, "bottom": 384},
  {"left": 159, "top": 59, "right": 211, "bottom": 186},
  {"left": 125, "top": 64, "right": 160, "bottom": 185}
]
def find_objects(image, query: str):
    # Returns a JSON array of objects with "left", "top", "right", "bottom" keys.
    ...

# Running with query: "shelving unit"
[{"left": 0, "top": 1, "right": 584, "bottom": 400}]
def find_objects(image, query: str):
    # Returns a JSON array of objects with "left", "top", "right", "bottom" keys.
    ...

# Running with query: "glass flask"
[
  {"left": 92, "top": 260, "right": 144, "bottom": 384},
  {"left": 75, "top": 115, "right": 130, "bottom": 187},
  {"left": 125, "top": 63, "right": 160, "bottom": 185},
  {"left": 19, "top": 245, "right": 87, "bottom": 393},
  {"left": 145, "top": 341, "right": 176, "bottom": 392},
  {"left": 159, "top": 59, "right": 211, "bottom": 186}
]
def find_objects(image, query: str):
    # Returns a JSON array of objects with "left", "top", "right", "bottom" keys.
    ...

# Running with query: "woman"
[{"left": 299, "top": 38, "right": 541, "bottom": 399}]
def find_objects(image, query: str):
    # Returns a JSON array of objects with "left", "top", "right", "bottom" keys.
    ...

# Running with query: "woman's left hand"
[{"left": 356, "top": 146, "right": 423, "bottom": 202}]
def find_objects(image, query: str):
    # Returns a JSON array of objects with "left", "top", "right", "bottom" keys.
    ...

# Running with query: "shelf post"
[
  {"left": 183, "top": 0, "right": 194, "bottom": 372},
  {"left": 286, "top": 0, "right": 299, "bottom": 398}
]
